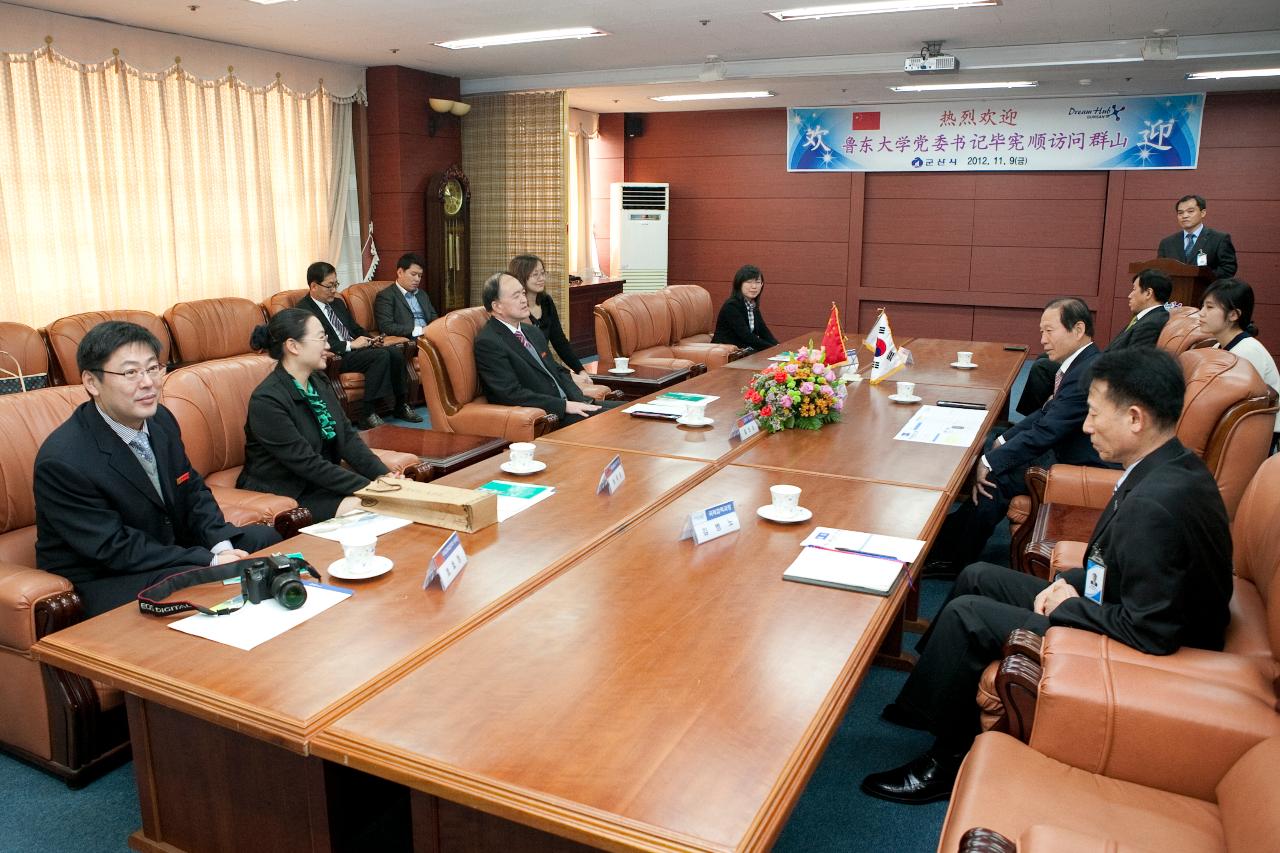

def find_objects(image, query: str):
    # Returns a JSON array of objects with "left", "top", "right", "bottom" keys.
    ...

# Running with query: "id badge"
[
  {"left": 1083, "top": 555, "right": 1106, "bottom": 604},
  {"left": 1196, "top": 250, "right": 1208, "bottom": 267}
]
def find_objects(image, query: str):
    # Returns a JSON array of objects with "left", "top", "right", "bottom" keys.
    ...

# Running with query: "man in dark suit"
[
  {"left": 34, "top": 321, "right": 280, "bottom": 616},
  {"left": 300, "top": 260, "right": 421, "bottom": 429},
  {"left": 373, "top": 252, "right": 437, "bottom": 340},
  {"left": 864, "top": 347, "right": 1232, "bottom": 804},
  {"left": 929, "top": 298, "right": 1112, "bottom": 574},
  {"left": 1156, "top": 194, "right": 1237, "bottom": 279},
  {"left": 474, "top": 272, "right": 614, "bottom": 426}
]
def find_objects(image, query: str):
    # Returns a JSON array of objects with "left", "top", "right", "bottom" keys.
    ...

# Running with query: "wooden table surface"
[
  {"left": 724, "top": 330, "right": 826, "bottom": 372},
  {"left": 36, "top": 444, "right": 709, "bottom": 752},
  {"left": 313, "top": 465, "right": 951, "bottom": 853},
  {"left": 891, "top": 338, "right": 1026, "bottom": 393}
]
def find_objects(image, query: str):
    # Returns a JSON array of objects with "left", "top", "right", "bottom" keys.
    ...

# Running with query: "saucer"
[
  {"left": 756, "top": 504, "right": 813, "bottom": 524},
  {"left": 950, "top": 361, "right": 979, "bottom": 369},
  {"left": 608, "top": 367, "right": 636, "bottom": 374},
  {"left": 328, "top": 555, "right": 393, "bottom": 580},
  {"left": 500, "top": 459, "right": 547, "bottom": 475},
  {"left": 888, "top": 393, "right": 923, "bottom": 403},
  {"left": 677, "top": 415, "right": 714, "bottom": 427}
]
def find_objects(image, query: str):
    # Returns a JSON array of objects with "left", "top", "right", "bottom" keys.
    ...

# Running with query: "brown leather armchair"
[
  {"left": 1013, "top": 348, "right": 1277, "bottom": 577},
  {"left": 163, "top": 356, "right": 429, "bottom": 508},
  {"left": 1158, "top": 305, "right": 1214, "bottom": 355},
  {"left": 44, "top": 309, "right": 174, "bottom": 385},
  {"left": 592, "top": 291, "right": 708, "bottom": 372},
  {"left": 340, "top": 280, "right": 422, "bottom": 405},
  {"left": 0, "top": 320, "right": 52, "bottom": 392},
  {"left": 941, "top": 732, "right": 1280, "bottom": 853},
  {"left": 418, "top": 308, "right": 557, "bottom": 441},
  {"left": 665, "top": 285, "right": 746, "bottom": 365},
  {"left": 163, "top": 297, "right": 266, "bottom": 363},
  {"left": 0, "top": 385, "right": 128, "bottom": 785}
]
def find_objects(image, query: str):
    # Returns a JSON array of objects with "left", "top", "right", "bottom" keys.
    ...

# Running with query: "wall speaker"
[{"left": 624, "top": 113, "right": 645, "bottom": 138}]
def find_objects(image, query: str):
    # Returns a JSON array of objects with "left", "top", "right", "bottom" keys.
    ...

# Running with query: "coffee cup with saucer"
[
  {"left": 889, "top": 380, "right": 921, "bottom": 404},
  {"left": 951, "top": 351, "right": 978, "bottom": 369},
  {"left": 500, "top": 441, "right": 546, "bottom": 474},
  {"left": 757, "top": 484, "right": 813, "bottom": 523},
  {"left": 608, "top": 356, "right": 634, "bottom": 375},
  {"left": 329, "top": 532, "right": 394, "bottom": 580},
  {"left": 677, "top": 401, "right": 713, "bottom": 427}
]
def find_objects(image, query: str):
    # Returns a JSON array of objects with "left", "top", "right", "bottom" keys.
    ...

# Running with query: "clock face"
[{"left": 442, "top": 179, "right": 464, "bottom": 216}]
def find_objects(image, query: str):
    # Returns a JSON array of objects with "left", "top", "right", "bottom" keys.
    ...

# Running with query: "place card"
[
  {"left": 729, "top": 412, "right": 760, "bottom": 442},
  {"left": 597, "top": 454, "right": 625, "bottom": 495},
  {"left": 679, "top": 500, "right": 740, "bottom": 545},
  {"left": 424, "top": 532, "right": 468, "bottom": 591}
]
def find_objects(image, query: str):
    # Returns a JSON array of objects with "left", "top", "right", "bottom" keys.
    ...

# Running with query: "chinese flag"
[
  {"left": 821, "top": 303, "right": 849, "bottom": 368},
  {"left": 852, "top": 111, "right": 880, "bottom": 131}
]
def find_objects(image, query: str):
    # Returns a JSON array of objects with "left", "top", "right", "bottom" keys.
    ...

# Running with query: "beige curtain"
[
  {"left": 567, "top": 108, "right": 601, "bottom": 278},
  {"left": 0, "top": 44, "right": 360, "bottom": 327},
  {"left": 462, "top": 91, "right": 568, "bottom": 315}
]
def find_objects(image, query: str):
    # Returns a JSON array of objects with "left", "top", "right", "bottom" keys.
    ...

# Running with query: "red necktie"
[{"left": 1051, "top": 370, "right": 1063, "bottom": 399}]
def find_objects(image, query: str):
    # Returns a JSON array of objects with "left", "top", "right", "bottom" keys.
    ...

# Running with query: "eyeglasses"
[
  {"left": 300, "top": 335, "right": 330, "bottom": 345},
  {"left": 99, "top": 364, "right": 167, "bottom": 383},
  {"left": 316, "top": 281, "right": 339, "bottom": 291}
]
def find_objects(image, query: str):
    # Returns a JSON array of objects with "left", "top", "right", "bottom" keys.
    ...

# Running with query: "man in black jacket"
[
  {"left": 34, "top": 322, "right": 279, "bottom": 616},
  {"left": 373, "top": 252, "right": 437, "bottom": 340},
  {"left": 863, "top": 347, "right": 1232, "bottom": 804},
  {"left": 1156, "top": 194, "right": 1237, "bottom": 279},
  {"left": 929, "top": 297, "right": 1112, "bottom": 574},
  {"left": 474, "top": 272, "right": 615, "bottom": 426},
  {"left": 299, "top": 261, "right": 421, "bottom": 429}
]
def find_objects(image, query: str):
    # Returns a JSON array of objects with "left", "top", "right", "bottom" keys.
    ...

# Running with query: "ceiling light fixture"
[
  {"left": 890, "top": 80, "right": 1037, "bottom": 92},
  {"left": 650, "top": 91, "right": 776, "bottom": 102},
  {"left": 434, "top": 27, "right": 608, "bottom": 50},
  {"left": 245, "top": 0, "right": 297, "bottom": 5},
  {"left": 1185, "top": 67, "right": 1280, "bottom": 80},
  {"left": 767, "top": 0, "right": 999, "bottom": 22}
]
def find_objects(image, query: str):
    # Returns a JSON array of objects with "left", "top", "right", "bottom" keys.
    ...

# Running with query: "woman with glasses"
[
  {"left": 238, "top": 308, "right": 392, "bottom": 521},
  {"left": 507, "top": 254, "right": 601, "bottom": 396},
  {"left": 712, "top": 264, "right": 778, "bottom": 352}
]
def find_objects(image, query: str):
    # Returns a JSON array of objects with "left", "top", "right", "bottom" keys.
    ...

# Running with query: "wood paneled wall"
[
  {"left": 624, "top": 92, "right": 1280, "bottom": 353},
  {"left": 366, "top": 66, "right": 462, "bottom": 273},
  {"left": 590, "top": 114, "right": 626, "bottom": 276}
]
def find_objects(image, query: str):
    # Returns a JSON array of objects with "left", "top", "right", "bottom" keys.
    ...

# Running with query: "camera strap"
[{"left": 137, "top": 561, "right": 253, "bottom": 617}]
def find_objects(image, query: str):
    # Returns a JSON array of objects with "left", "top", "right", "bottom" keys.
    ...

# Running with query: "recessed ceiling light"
[
  {"left": 434, "top": 27, "right": 608, "bottom": 50},
  {"left": 891, "top": 80, "right": 1037, "bottom": 92},
  {"left": 1186, "top": 67, "right": 1280, "bottom": 80},
  {"left": 245, "top": 0, "right": 297, "bottom": 5},
  {"left": 767, "top": 0, "right": 999, "bottom": 22},
  {"left": 650, "top": 91, "right": 776, "bottom": 102}
]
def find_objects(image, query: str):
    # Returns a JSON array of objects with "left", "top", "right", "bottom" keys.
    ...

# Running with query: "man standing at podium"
[{"left": 1156, "top": 194, "right": 1237, "bottom": 280}]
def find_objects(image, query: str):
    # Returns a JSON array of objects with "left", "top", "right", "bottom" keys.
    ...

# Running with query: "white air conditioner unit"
[{"left": 609, "top": 182, "right": 669, "bottom": 292}]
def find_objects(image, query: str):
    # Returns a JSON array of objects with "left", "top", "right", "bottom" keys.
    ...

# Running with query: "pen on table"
[{"left": 809, "top": 544, "right": 901, "bottom": 562}]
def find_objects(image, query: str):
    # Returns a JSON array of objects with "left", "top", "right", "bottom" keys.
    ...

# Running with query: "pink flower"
[
  {"left": 784, "top": 363, "right": 798, "bottom": 374},
  {"left": 799, "top": 381, "right": 815, "bottom": 395},
  {"left": 780, "top": 395, "right": 793, "bottom": 408}
]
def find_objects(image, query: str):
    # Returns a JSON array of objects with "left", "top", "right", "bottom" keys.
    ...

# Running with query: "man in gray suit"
[{"left": 374, "top": 252, "right": 437, "bottom": 340}]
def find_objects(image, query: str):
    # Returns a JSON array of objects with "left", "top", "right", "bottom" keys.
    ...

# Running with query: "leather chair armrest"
[
  {"left": 1004, "top": 627, "right": 1045, "bottom": 664},
  {"left": 206, "top": 485, "right": 313, "bottom": 539},
  {"left": 369, "top": 448, "right": 433, "bottom": 483},
  {"left": 450, "top": 403, "right": 558, "bottom": 442},
  {"left": 1017, "top": 825, "right": 1145, "bottom": 853},
  {"left": 671, "top": 343, "right": 738, "bottom": 368},
  {"left": 1028, "top": 646, "right": 1280, "bottom": 800},
  {"left": 628, "top": 357, "right": 698, "bottom": 373},
  {"left": 1042, "top": 464, "right": 1122, "bottom": 508},
  {"left": 0, "top": 562, "right": 78, "bottom": 651},
  {"left": 957, "top": 828, "right": 1016, "bottom": 853},
  {"left": 1050, "top": 540, "right": 1087, "bottom": 574}
]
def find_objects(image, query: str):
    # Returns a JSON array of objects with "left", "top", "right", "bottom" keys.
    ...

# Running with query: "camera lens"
[{"left": 272, "top": 575, "right": 308, "bottom": 610}]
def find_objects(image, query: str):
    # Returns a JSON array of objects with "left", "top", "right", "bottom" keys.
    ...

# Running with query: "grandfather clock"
[{"left": 425, "top": 164, "right": 471, "bottom": 312}]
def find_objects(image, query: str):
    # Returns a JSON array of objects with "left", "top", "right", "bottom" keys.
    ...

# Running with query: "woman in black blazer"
[
  {"left": 238, "top": 308, "right": 392, "bottom": 521},
  {"left": 712, "top": 264, "right": 778, "bottom": 351},
  {"left": 508, "top": 253, "right": 599, "bottom": 395}
]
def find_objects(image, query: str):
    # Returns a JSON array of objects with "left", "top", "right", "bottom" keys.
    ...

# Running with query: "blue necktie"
[
  {"left": 1185, "top": 232, "right": 1196, "bottom": 261},
  {"left": 130, "top": 433, "right": 163, "bottom": 497}
]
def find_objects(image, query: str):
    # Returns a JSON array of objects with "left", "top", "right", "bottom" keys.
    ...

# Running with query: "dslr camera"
[{"left": 240, "top": 554, "right": 316, "bottom": 610}]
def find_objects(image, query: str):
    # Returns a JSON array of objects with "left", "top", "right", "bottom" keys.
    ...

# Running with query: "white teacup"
[
  {"left": 957, "top": 351, "right": 974, "bottom": 365},
  {"left": 509, "top": 442, "right": 536, "bottom": 469},
  {"left": 896, "top": 381, "right": 916, "bottom": 398},
  {"left": 340, "top": 532, "right": 377, "bottom": 571},
  {"left": 614, "top": 356, "right": 630, "bottom": 371},
  {"left": 770, "top": 484, "right": 802, "bottom": 517},
  {"left": 685, "top": 402, "right": 707, "bottom": 422}
]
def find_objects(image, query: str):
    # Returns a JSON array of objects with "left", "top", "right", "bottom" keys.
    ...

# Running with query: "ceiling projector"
[{"left": 905, "top": 54, "right": 960, "bottom": 73}]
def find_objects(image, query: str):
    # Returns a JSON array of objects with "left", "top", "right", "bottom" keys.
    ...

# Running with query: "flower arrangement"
[{"left": 742, "top": 344, "right": 849, "bottom": 433}]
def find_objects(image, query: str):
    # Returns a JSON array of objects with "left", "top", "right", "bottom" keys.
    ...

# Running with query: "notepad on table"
[{"left": 782, "top": 547, "right": 904, "bottom": 596}]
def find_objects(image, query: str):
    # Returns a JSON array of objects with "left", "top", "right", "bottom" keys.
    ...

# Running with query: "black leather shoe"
[
  {"left": 395, "top": 404, "right": 424, "bottom": 423},
  {"left": 860, "top": 748, "right": 964, "bottom": 804},
  {"left": 358, "top": 412, "right": 386, "bottom": 430},
  {"left": 880, "top": 702, "right": 930, "bottom": 731}
]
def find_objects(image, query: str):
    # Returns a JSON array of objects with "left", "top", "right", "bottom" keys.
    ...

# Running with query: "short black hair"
[
  {"left": 1134, "top": 268, "right": 1173, "bottom": 303},
  {"left": 1203, "top": 277, "right": 1258, "bottom": 336},
  {"left": 1044, "top": 296, "right": 1094, "bottom": 338},
  {"left": 306, "top": 261, "right": 336, "bottom": 286},
  {"left": 1085, "top": 347, "right": 1184, "bottom": 431},
  {"left": 250, "top": 308, "right": 314, "bottom": 361},
  {"left": 396, "top": 253, "right": 425, "bottom": 273},
  {"left": 731, "top": 264, "right": 765, "bottom": 302},
  {"left": 1175, "top": 194, "right": 1207, "bottom": 212},
  {"left": 77, "top": 321, "right": 162, "bottom": 375},
  {"left": 481, "top": 272, "right": 508, "bottom": 314}
]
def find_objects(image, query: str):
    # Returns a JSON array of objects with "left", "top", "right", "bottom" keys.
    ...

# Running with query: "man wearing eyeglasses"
[
  {"left": 301, "top": 260, "right": 421, "bottom": 430},
  {"left": 33, "top": 321, "right": 280, "bottom": 616}
]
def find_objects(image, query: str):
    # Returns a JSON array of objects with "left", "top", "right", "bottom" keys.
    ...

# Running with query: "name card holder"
[
  {"left": 597, "top": 454, "right": 626, "bottom": 495},
  {"left": 729, "top": 412, "right": 760, "bottom": 442},
  {"left": 679, "top": 500, "right": 740, "bottom": 545},
  {"left": 424, "top": 532, "right": 468, "bottom": 591}
]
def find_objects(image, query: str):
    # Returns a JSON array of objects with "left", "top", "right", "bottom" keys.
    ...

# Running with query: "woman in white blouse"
[{"left": 1198, "top": 277, "right": 1280, "bottom": 438}]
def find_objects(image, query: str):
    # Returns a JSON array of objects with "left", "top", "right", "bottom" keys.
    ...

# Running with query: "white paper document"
[
  {"left": 169, "top": 583, "right": 352, "bottom": 650},
  {"left": 476, "top": 480, "right": 556, "bottom": 522},
  {"left": 782, "top": 548, "right": 904, "bottom": 596},
  {"left": 300, "top": 510, "right": 412, "bottom": 541},
  {"left": 801, "top": 527, "right": 927, "bottom": 563},
  {"left": 893, "top": 404, "right": 987, "bottom": 447}
]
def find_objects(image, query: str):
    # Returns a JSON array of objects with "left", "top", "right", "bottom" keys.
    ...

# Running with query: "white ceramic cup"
[
  {"left": 770, "top": 484, "right": 802, "bottom": 516},
  {"left": 340, "top": 532, "right": 377, "bottom": 571},
  {"left": 614, "top": 356, "right": 630, "bottom": 371},
  {"left": 896, "top": 381, "right": 916, "bottom": 398},
  {"left": 509, "top": 442, "right": 536, "bottom": 468},
  {"left": 685, "top": 402, "right": 707, "bottom": 422},
  {"left": 957, "top": 351, "right": 974, "bottom": 365}
]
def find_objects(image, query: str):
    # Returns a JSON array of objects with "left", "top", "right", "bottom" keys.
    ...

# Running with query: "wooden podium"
[{"left": 1129, "top": 258, "right": 1216, "bottom": 308}]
